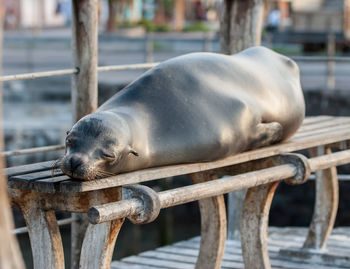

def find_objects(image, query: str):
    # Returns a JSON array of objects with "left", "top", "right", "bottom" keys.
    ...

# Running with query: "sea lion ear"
[{"left": 128, "top": 147, "right": 139, "bottom": 156}]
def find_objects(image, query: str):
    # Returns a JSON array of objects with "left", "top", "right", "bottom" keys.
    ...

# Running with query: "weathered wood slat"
[
  {"left": 11, "top": 170, "right": 63, "bottom": 182},
  {"left": 12, "top": 192, "right": 65, "bottom": 269},
  {"left": 32, "top": 177, "right": 71, "bottom": 193},
  {"left": 111, "top": 261, "right": 155, "bottom": 269},
  {"left": 5, "top": 161, "right": 55, "bottom": 177},
  {"left": 171, "top": 242, "right": 337, "bottom": 269},
  {"left": 121, "top": 255, "right": 194, "bottom": 269},
  {"left": 113, "top": 227, "right": 350, "bottom": 269},
  {"left": 301, "top": 116, "right": 333, "bottom": 125},
  {"left": 297, "top": 117, "right": 350, "bottom": 133},
  {"left": 293, "top": 124, "right": 350, "bottom": 140},
  {"left": 139, "top": 250, "right": 245, "bottom": 269},
  {"left": 8, "top": 176, "right": 69, "bottom": 193}
]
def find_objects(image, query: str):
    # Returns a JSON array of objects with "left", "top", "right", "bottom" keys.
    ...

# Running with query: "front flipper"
[{"left": 249, "top": 122, "right": 283, "bottom": 150}]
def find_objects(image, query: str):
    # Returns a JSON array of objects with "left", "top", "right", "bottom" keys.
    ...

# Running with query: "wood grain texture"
[
  {"left": 191, "top": 173, "right": 226, "bottom": 269},
  {"left": 13, "top": 191, "right": 64, "bottom": 269},
  {"left": 71, "top": 0, "right": 98, "bottom": 122},
  {"left": 113, "top": 228, "right": 350, "bottom": 268},
  {"left": 4, "top": 160, "right": 54, "bottom": 177},
  {"left": 303, "top": 146, "right": 339, "bottom": 250},
  {"left": 240, "top": 182, "right": 280, "bottom": 269},
  {"left": 220, "top": 0, "right": 264, "bottom": 54},
  {"left": 80, "top": 218, "right": 124, "bottom": 269},
  {"left": 80, "top": 187, "right": 123, "bottom": 269}
]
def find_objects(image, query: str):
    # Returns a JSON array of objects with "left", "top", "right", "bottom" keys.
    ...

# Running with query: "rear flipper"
[{"left": 249, "top": 122, "right": 283, "bottom": 150}]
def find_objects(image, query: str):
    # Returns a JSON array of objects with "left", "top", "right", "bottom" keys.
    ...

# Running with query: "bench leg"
[
  {"left": 13, "top": 190, "right": 64, "bottom": 269},
  {"left": 191, "top": 173, "right": 227, "bottom": 269},
  {"left": 240, "top": 182, "right": 279, "bottom": 269},
  {"left": 79, "top": 188, "right": 124, "bottom": 269},
  {"left": 303, "top": 146, "right": 339, "bottom": 249},
  {"left": 79, "top": 218, "right": 124, "bottom": 269}
]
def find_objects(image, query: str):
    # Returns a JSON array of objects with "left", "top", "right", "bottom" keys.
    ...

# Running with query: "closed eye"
[{"left": 102, "top": 152, "right": 116, "bottom": 161}]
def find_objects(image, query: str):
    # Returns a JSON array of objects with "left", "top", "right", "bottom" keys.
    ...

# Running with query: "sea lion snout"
[
  {"left": 67, "top": 154, "right": 86, "bottom": 171},
  {"left": 61, "top": 154, "right": 92, "bottom": 180}
]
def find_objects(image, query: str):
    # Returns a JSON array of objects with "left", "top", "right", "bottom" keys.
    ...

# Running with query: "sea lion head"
[{"left": 60, "top": 112, "right": 138, "bottom": 181}]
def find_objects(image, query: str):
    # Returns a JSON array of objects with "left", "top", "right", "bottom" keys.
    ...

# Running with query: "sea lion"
[{"left": 60, "top": 46, "right": 305, "bottom": 180}]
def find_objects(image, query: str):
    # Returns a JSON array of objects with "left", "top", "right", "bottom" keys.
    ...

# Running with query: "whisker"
[
  {"left": 95, "top": 169, "right": 115, "bottom": 178},
  {"left": 51, "top": 157, "right": 63, "bottom": 177}
]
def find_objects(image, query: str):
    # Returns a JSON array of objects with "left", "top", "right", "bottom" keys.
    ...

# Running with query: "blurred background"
[{"left": 3, "top": 0, "right": 350, "bottom": 268}]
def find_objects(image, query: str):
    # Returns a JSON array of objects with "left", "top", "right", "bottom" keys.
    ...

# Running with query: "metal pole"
[{"left": 71, "top": 0, "right": 98, "bottom": 268}]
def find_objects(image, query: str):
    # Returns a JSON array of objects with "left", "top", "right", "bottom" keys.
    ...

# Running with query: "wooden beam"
[
  {"left": 220, "top": 0, "right": 265, "bottom": 54},
  {"left": 71, "top": 0, "right": 99, "bottom": 268},
  {"left": 71, "top": 0, "right": 99, "bottom": 122}
]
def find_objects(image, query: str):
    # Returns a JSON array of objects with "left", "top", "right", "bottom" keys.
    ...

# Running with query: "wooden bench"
[{"left": 6, "top": 116, "right": 350, "bottom": 269}]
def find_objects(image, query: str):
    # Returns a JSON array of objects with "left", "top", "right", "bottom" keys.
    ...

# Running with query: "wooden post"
[
  {"left": 0, "top": 1, "right": 25, "bottom": 267},
  {"left": 219, "top": 0, "right": 265, "bottom": 240},
  {"left": 344, "top": 0, "right": 350, "bottom": 40},
  {"left": 220, "top": 0, "right": 265, "bottom": 54},
  {"left": 71, "top": 0, "right": 98, "bottom": 122},
  {"left": 71, "top": 0, "right": 99, "bottom": 268},
  {"left": 174, "top": 0, "right": 185, "bottom": 31}
]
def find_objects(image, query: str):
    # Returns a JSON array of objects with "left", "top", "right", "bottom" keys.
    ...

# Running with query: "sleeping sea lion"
[{"left": 60, "top": 46, "right": 305, "bottom": 180}]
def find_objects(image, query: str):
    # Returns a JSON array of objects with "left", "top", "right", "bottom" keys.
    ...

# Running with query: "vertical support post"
[
  {"left": 241, "top": 182, "right": 279, "bottom": 269},
  {"left": 303, "top": 146, "right": 339, "bottom": 250},
  {"left": 344, "top": 0, "right": 350, "bottom": 40},
  {"left": 71, "top": 0, "right": 98, "bottom": 122},
  {"left": 174, "top": 0, "right": 185, "bottom": 31},
  {"left": 220, "top": 0, "right": 265, "bottom": 240},
  {"left": 0, "top": 1, "right": 25, "bottom": 267},
  {"left": 71, "top": 0, "right": 98, "bottom": 268},
  {"left": 220, "top": 0, "right": 265, "bottom": 54},
  {"left": 327, "top": 33, "right": 335, "bottom": 90},
  {"left": 14, "top": 192, "right": 64, "bottom": 269},
  {"left": 79, "top": 188, "right": 124, "bottom": 269},
  {"left": 191, "top": 173, "right": 227, "bottom": 269}
]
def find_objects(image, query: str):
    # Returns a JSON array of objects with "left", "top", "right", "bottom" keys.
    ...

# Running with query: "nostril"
[{"left": 70, "top": 156, "right": 83, "bottom": 171}]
